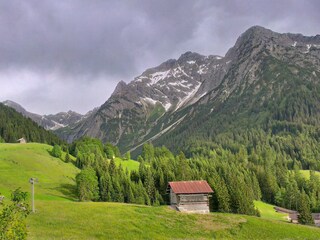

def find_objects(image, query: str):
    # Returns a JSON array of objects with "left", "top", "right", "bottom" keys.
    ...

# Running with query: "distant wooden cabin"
[
  {"left": 17, "top": 138, "right": 26, "bottom": 144},
  {"left": 167, "top": 180, "right": 213, "bottom": 213},
  {"left": 313, "top": 213, "right": 320, "bottom": 227},
  {"left": 289, "top": 213, "right": 299, "bottom": 224}
]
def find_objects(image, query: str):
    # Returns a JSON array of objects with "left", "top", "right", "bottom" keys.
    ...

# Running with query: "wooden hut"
[
  {"left": 312, "top": 213, "right": 320, "bottom": 226},
  {"left": 289, "top": 213, "right": 299, "bottom": 224},
  {"left": 167, "top": 180, "right": 213, "bottom": 213},
  {"left": 17, "top": 138, "right": 27, "bottom": 144}
]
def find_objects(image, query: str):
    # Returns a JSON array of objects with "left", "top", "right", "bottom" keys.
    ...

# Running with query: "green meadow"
[
  {"left": 27, "top": 201, "right": 320, "bottom": 240},
  {"left": 114, "top": 157, "right": 140, "bottom": 172},
  {"left": 0, "top": 143, "right": 79, "bottom": 201},
  {"left": 254, "top": 200, "right": 288, "bottom": 221},
  {"left": 1, "top": 143, "right": 320, "bottom": 239}
]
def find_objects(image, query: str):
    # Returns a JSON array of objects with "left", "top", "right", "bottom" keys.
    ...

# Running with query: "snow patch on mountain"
[
  {"left": 198, "top": 64, "right": 208, "bottom": 74},
  {"left": 175, "top": 81, "right": 202, "bottom": 110},
  {"left": 148, "top": 70, "right": 170, "bottom": 85},
  {"left": 141, "top": 97, "right": 158, "bottom": 105},
  {"left": 304, "top": 44, "right": 312, "bottom": 53},
  {"left": 163, "top": 102, "right": 172, "bottom": 111},
  {"left": 49, "top": 120, "right": 67, "bottom": 130},
  {"left": 168, "top": 80, "right": 193, "bottom": 88},
  {"left": 178, "top": 65, "right": 191, "bottom": 78}
]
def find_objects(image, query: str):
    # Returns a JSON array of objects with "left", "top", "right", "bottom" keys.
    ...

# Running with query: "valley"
[
  {"left": 1, "top": 143, "right": 320, "bottom": 239},
  {"left": 2, "top": 25, "right": 320, "bottom": 239}
]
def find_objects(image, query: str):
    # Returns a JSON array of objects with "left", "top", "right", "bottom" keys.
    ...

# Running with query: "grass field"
[
  {"left": 254, "top": 201, "right": 288, "bottom": 221},
  {"left": 27, "top": 201, "right": 320, "bottom": 240},
  {"left": 0, "top": 143, "right": 79, "bottom": 201},
  {"left": 2, "top": 143, "right": 320, "bottom": 239},
  {"left": 114, "top": 157, "right": 140, "bottom": 172}
]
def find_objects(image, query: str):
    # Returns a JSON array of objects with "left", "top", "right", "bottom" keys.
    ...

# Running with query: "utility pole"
[{"left": 29, "top": 178, "right": 38, "bottom": 213}]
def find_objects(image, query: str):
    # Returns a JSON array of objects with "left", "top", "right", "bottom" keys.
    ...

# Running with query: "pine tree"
[
  {"left": 142, "top": 143, "right": 154, "bottom": 162},
  {"left": 298, "top": 190, "right": 314, "bottom": 225},
  {"left": 65, "top": 150, "right": 71, "bottom": 163},
  {"left": 144, "top": 170, "right": 156, "bottom": 204},
  {"left": 76, "top": 167, "right": 99, "bottom": 201}
]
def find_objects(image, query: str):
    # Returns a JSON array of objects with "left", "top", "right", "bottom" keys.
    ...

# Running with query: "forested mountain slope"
[
  {"left": 3, "top": 100, "right": 85, "bottom": 130},
  {"left": 153, "top": 26, "right": 320, "bottom": 165},
  {"left": 0, "top": 103, "right": 63, "bottom": 145},
  {"left": 56, "top": 26, "right": 320, "bottom": 158}
]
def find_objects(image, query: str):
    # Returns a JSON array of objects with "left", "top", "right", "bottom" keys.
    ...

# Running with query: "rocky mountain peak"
[
  {"left": 112, "top": 80, "right": 128, "bottom": 97},
  {"left": 226, "top": 25, "right": 320, "bottom": 60},
  {"left": 178, "top": 51, "right": 205, "bottom": 62}
]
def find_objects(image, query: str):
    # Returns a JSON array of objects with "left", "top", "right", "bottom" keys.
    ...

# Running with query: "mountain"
[
  {"left": 151, "top": 26, "right": 320, "bottom": 154},
  {"left": 3, "top": 100, "right": 84, "bottom": 130},
  {"left": 56, "top": 26, "right": 320, "bottom": 155},
  {"left": 57, "top": 51, "right": 228, "bottom": 144},
  {"left": 0, "top": 103, "right": 63, "bottom": 144}
]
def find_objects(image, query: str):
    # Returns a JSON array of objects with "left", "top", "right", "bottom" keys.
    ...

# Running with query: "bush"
[
  {"left": 0, "top": 188, "right": 30, "bottom": 240},
  {"left": 51, "top": 144, "right": 62, "bottom": 158}
]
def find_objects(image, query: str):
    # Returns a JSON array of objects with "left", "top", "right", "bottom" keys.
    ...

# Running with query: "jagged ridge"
[{"left": 55, "top": 26, "right": 320, "bottom": 154}]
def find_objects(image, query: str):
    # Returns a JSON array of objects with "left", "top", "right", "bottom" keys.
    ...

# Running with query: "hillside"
[
  {"left": 3, "top": 100, "right": 85, "bottom": 131},
  {"left": 0, "top": 103, "right": 63, "bottom": 145},
  {"left": 0, "top": 143, "right": 79, "bottom": 200},
  {"left": 1, "top": 143, "right": 320, "bottom": 239},
  {"left": 27, "top": 201, "right": 320, "bottom": 239}
]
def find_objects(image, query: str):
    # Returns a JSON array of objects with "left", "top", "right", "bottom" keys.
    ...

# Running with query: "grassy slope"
[
  {"left": 0, "top": 143, "right": 79, "bottom": 201},
  {"left": 114, "top": 157, "right": 140, "bottom": 172},
  {"left": 1, "top": 143, "right": 320, "bottom": 239},
  {"left": 254, "top": 201, "right": 288, "bottom": 221},
  {"left": 27, "top": 201, "right": 320, "bottom": 240}
]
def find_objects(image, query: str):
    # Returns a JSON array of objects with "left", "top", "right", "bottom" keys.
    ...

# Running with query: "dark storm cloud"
[
  {"left": 0, "top": 0, "right": 319, "bottom": 114},
  {"left": 0, "top": 0, "right": 207, "bottom": 78}
]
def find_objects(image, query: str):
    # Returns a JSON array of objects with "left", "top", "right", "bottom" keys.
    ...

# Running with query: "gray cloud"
[{"left": 0, "top": 0, "right": 319, "bottom": 114}]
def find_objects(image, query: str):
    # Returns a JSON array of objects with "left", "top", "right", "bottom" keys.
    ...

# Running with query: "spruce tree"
[
  {"left": 298, "top": 191, "right": 314, "bottom": 225},
  {"left": 65, "top": 150, "right": 71, "bottom": 163},
  {"left": 76, "top": 167, "right": 99, "bottom": 201}
]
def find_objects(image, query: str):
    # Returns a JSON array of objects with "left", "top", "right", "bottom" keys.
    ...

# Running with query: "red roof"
[{"left": 168, "top": 181, "right": 213, "bottom": 194}]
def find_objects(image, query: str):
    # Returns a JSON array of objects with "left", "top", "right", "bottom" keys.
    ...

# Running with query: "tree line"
[
  {"left": 0, "top": 103, "right": 63, "bottom": 145},
  {"left": 68, "top": 136, "right": 320, "bottom": 224}
]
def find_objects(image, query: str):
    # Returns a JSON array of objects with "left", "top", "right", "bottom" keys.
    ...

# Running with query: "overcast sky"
[{"left": 0, "top": 0, "right": 320, "bottom": 114}]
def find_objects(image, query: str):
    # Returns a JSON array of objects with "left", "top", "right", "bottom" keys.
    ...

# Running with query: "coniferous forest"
[
  {"left": 1, "top": 97, "right": 319, "bottom": 220},
  {"left": 70, "top": 136, "right": 320, "bottom": 221},
  {"left": 0, "top": 103, "right": 63, "bottom": 145}
]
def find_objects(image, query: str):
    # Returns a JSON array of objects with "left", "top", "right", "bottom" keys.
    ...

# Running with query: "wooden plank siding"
[
  {"left": 178, "top": 194, "right": 209, "bottom": 205},
  {"left": 170, "top": 189, "right": 177, "bottom": 205}
]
